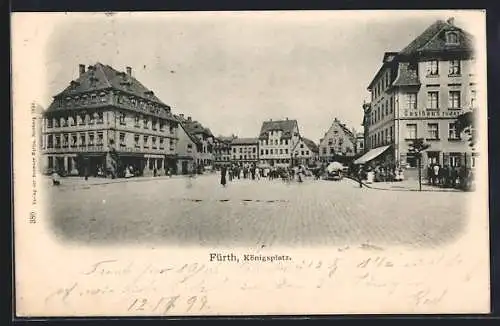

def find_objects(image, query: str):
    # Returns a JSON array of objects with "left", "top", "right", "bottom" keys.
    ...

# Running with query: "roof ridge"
[
  {"left": 416, "top": 21, "right": 450, "bottom": 52},
  {"left": 95, "top": 62, "right": 113, "bottom": 88}
]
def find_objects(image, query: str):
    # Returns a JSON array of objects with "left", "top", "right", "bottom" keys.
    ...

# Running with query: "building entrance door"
[{"left": 182, "top": 161, "right": 188, "bottom": 175}]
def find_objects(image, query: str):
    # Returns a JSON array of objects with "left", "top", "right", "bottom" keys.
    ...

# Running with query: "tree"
[
  {"left": 408, "top": 138, "right": 431, "bottom": 191},
  {"left": 454, "top": 109, "right": 477, "bottom": 149}
]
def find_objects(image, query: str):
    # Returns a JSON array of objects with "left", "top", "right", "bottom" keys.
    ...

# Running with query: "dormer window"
[{"left": 446, "top": 31, "right": 459, "bottom": 45}]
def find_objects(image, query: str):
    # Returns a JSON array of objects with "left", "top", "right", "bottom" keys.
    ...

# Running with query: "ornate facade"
[{"left": 41, "top": 63, "right": 178, "bottom": 177}]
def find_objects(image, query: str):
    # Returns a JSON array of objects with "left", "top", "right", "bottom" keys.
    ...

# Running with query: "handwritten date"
[{"left": 127, "top": 295, "right": 209, "bottom": 314}]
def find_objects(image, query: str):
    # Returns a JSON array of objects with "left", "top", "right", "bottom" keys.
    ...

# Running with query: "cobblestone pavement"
[{"left": 46, "top": 174, "right": 471, "bottom": 248}]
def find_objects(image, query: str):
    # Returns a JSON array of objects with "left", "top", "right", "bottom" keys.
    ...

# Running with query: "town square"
[{"left": 31, "top": 12, "right": 481, "bottom": 248}]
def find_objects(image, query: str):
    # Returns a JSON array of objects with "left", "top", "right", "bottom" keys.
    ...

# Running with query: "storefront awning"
[{"left": 353, "top": 145, "right": 391, "bottom": 164}]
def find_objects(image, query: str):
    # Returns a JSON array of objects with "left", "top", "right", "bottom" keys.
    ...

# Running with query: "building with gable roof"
[
  {"left": 359, "top": 18, "right": 478, "bottom": 176},
  {"left": 41, "top": 63, "right": 179, "bottom": 177},
  {"left": 318, "top": 118, "right": 356, "bottom": 163},
  {"left": 258, "top": 118, "right": 301, "bottom": 167},
  {"left": 175, "top": 114, "right": 215, "bottom": 170},
  {"left": 292, "top": 137, "right": 319, "bottom": 166}
]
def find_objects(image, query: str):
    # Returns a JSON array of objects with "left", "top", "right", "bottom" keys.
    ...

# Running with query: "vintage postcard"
[{"left": 12, "top": 10, "right": 489, "bottom": 316}]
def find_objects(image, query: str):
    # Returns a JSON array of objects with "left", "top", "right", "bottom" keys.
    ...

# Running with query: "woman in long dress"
[{"left": 220, "top": 166, "right": 227, "bottom": 187}]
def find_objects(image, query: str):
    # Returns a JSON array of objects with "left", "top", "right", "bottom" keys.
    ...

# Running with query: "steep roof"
[
  {"left": 259, "top": 119, "right": 298, "bottom": 139},
  {"left": 175, "top": 114, "right": 214, "bottom": 139},
  {"left": 50, "top": 62, "right": 167, "bottom": 106},
  {"left": 392, "top": 62, "right": 421, "bottom": 87},
  {"left": 399, "top": 19, "right": 474, "bottom": 56},
  {"left": 177, "top": 121, "right": 202, "bottom": 146},
  {"left": 302, "top": 138, "right": 319, "bottom": 153},
  {"left": 231, "top": 137, "right": 258, "bottom": 145}
]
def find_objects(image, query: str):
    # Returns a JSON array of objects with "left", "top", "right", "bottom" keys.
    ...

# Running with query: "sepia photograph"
[{"left": 12, "top": 10, "right": 489, "bottom": 316}]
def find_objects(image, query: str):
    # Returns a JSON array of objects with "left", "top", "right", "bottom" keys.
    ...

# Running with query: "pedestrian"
[
  {"left": 51, "top": 169, "right": 61, "bottom": 186},
  {"left": 432, "top": 164, "right": 440, "bottom": 186},
  {"left": 427, "top": 165, "right": 433, "bottom": 185},
  {"left": 220, "top": 166, "right": 227, "bottom": 187},
  {"left": 255, "top": 167, "right": 260, "bottom": 180}
]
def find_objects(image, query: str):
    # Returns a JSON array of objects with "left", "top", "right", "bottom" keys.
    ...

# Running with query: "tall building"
[
  {"left": 213, "top": 136, "right": 234, "bottom": 169},
  {"left": 292, "top": 137, "right": 319, "bottom": 166},
  {"left": 41, "top": 63, "right": 178, "bottom": 177},
  {"left": 318, "top": 118, "right": 356, "bottom": 163},
  {"left": 359, "top": 18, "right": 477, "bottom": 176},
  {"left": 258, "top": 118, "right": 301, "bottom": 167},
  {"left": 175, "top": 114, "right": 214, "bottom": 168},
  {"left": 355, "top": 132, "right": 365, "bottom": 155},
  {"left": 230, "top": 137, "right": 259, "bottom": 166}
]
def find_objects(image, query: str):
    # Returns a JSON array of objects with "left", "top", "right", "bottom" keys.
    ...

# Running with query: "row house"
[
  {"left": 176, "top": 114, "right": 215, "bottom": 169},
  {"left": 359, "top": 18, "right": 477, "bottom": 176},
  {"left": 41, "top": 63, "right": 178, "bottom": 177},
  {"left": 213, "top": 136, "right": 235, "bottom": 169},
  {"left": 292, "top": 137, "right": 319, "bottom": 166},
  {"left": 258, "top": 118, "right": 301, "bottom": 168},
  {"left": 318, "top": 118, "right": 356, "bottom": 163},
  {"left": 230, "top": 138, "right": 259, "bottom": 166}
]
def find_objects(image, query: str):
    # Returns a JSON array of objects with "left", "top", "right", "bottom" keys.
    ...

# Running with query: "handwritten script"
[{"left": 42, "top": 251, "right": 477, "bottom": 315}]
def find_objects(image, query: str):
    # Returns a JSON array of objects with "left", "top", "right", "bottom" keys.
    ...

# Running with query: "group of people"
[
  {"left": 218, "top": 164, "right": 309, "bottom": 187},
  {"left": 427, "top": 163, "right": 473, "bottom": 189}
]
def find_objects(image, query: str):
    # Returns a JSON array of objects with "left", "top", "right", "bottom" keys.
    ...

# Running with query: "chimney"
[
  {"left": 126, "top": 66, "right": 132, "bottom": 76},
  {"left": 447, "top": 17, "right": 455, "bottom": 25},
  {"left": 79, "top": 64, "right": 85, "bottom": 76},
  {"left": 187, "top": 116, "right": 192, "bottom": 121}
]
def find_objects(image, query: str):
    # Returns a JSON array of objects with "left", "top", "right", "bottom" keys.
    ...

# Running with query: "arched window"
[{"left": 446, "top": 31, "right": 459, "bottom": 44}]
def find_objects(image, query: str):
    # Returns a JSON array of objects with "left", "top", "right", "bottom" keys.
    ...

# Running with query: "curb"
[{"left": 343, "top": 176, "right": 464, "bottom": 193}]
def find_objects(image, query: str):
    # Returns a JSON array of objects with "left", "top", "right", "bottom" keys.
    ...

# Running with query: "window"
[
  {"left": 160, "top": 121, "right": 165, "bottom": 131},
  {"left": 55, "top": 135, "right": 61, "bottom": 148},
  {"left": 119, "top": 112, "right": 126, "bottom": 125},
  {"left": 446, "top": 32, "right": 459, "bottom": 45},
  {"left": 322, "top": 148, "right": 326, "bottom": 155},
  {"left": 279, "top": 149, "right": 283, "bottom": 154},
  {"left": 427, "top": 91, "right": 439, "bottom": 109},
  {"left": 152, "top": 119, "right": 158, "bottom": 131},
  {"left": 330, "top": 148, "right": 334, "bottom": 154},
  {"left": 449, "top": 91, "right": 461, "bottom": 109},
  {"left": 233, "top": 148, "right": 236, "bottom": 153},
  {"left": 381, "top": 103, "right": 385, "bottom": 118},
  {"left": 118, "top": 133, "right": 125, "bottom": 147},
  {"left": 390, "top": 97, "right": 394, "bottom": 113},
  {"left": 60, "top": 117, "right": 67, "bottom": 127},
  {"left": 406, "top": 93, "right": 417, "bottom": 110},
  {"left": 426, "top": 60, "right": 439, "bottom": 76},
  {"left": 275, "top": 139, "right": 278, "bottom": 145},
  {"left": 135, "top": 115, "right": 140, "bottom": 127},
  {"left": 285, "top": 149, "right": 288, "bottom": 154},
  {"left": 143, "top": 136, "right": 149, "bottom": 148},
  {"left": 187, "top": 143, "right": 193, "bottom": 152},
  {"left": 97, "top": 112, "right": 104, "bottom": 124},
  {"left": 79, "top": 133, "right": 86, "bottom": 147},
  {"left": 407, "top": 124, "right": 417, "bottom": 139},
  {"left": 134, "top": 135, "right": 140, "bottom": 148},
  {"left": 270, "top": 149, "right": 273, "bottom": 155},
  {"left": 285, "top": 139, "right": 288, "bottom": 145},
  {"left": 265, "top": 149, "right": 269, "bottom": 155},
  {"left": 301, "top": 151, "right": 304, "bottom": 156},
  {"left": 253, "top": 147, "right": 256, "bottom": 153},
  {"left": 385, "top": 100, "right": 389, "bottom": 115},
  {"left": 89, "top": 133, "right": 95, "bottom": 146},
  {"left": 239, "top": 148, "right": 242, "bottom": 153},
  {"left": 449, "top": 153, "right": 462, "bottom": 167},
  {"left": 261, "top": 149, "right": 264, "bottom": 155},
  {"left": 89, "top": 113, "right": 95, "bottom": 125},
  {"left": 47, "top": 118, "right": 53, "bottom": 128},
  {"left": 79, "top": 114, "right": 85, "bottom": 125},
  {"left": 389, "top": 126, "right": 393, "bottom": 141},
  {"left": 47, "top": 135, "right": 53, "bottom": 148},
  {"left": 152, "top": 137, "right": 157, "bottom": 149},
  {"left": 62, "top": 134, "right": 69, "bottom": 148},
  {"left": 448, "top": 123, "right": 460, "bottom": 140},
  {"left": 306, "top": 151, "right": 310, "bottom": 156},
  {"left": 471, "top": 90, "right": 477, "bottom": 108},
  {"left": 159, "top": 138, "right": 164, "bottom": 149},
  {"left": 427, "top": 123, "right": 439, "bottom": 140},
  {"left": 143, "top": 117, "right": 149, "bottom": 129},
  {"left": 97, "top": 132, "right": 103, "bottom": 146},
  {"left": 449, "top": 60, "right": 461, "bottom": 75}
]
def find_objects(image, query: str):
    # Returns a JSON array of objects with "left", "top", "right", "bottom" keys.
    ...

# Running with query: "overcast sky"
[{"left": 18, "top": 10, "right": 483, "bottom": 143}]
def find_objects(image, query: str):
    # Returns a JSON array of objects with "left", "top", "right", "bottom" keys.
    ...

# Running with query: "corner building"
[
  {"left": 41, "top": 63, "right": 178, "bottom": 177},
  {"left": 362, "top": 18, "right": 478, "bottom": 177}
]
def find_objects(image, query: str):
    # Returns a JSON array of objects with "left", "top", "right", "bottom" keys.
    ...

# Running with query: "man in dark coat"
[{"left": 220, "top": 166, "right": 227, "bottom": 187}]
